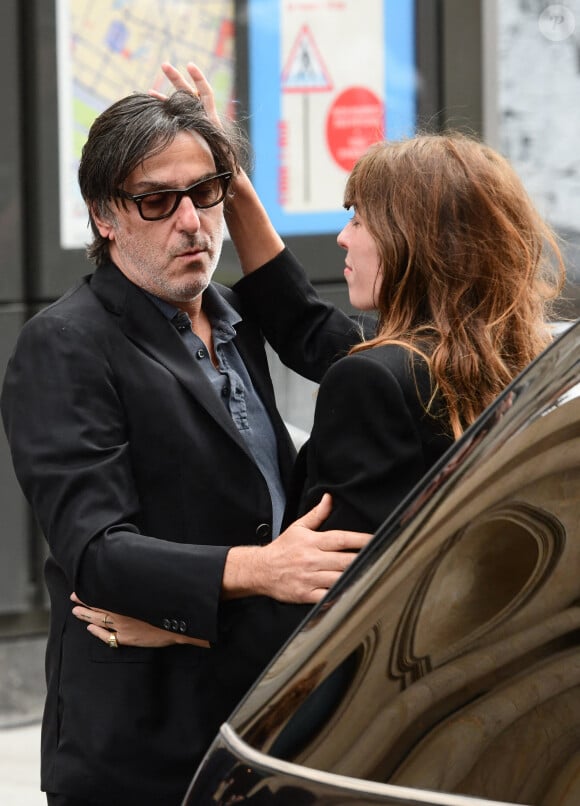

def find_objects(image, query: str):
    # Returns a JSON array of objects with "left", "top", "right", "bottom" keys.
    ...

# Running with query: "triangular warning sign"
[{"left": 281, "top": 25, "right": 333, "bottom": 93}]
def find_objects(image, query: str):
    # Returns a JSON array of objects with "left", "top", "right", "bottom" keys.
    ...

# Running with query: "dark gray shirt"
[{"left": 147, "top": 286, "right": 286, "bottom": 537}]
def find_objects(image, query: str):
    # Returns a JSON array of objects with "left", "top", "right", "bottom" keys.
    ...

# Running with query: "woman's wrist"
[{"left": 225, "top": 170, "right": 285, "bottom": 273}]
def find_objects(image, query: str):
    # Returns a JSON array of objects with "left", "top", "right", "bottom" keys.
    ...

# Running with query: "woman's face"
[{"left": 337, "top": 208, "right": 382, "bottom": 310}]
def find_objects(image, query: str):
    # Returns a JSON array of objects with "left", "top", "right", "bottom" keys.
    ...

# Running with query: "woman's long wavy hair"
[{"left": 345, "top": 133, "right": 565, "bottom": 439}]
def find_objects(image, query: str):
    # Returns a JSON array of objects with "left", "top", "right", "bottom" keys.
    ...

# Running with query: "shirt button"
[
  {"left": 196, "top": 348, "right": 206, "bottom": 360},
  {"left": 255, "top": 523, "right": 271, "bottom": 542},
  {"left": 222, "top": 385, "right": 230, "bottom": 397},
  {"left": 173, "top": 312, "right": 190, "bottom": 332}
]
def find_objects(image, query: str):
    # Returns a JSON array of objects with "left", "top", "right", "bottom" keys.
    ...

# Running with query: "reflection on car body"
[{"left": 184, "top": 319, "right": 580, "bottom": 806}]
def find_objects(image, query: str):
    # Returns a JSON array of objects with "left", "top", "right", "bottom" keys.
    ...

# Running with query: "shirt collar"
[{"left": 144, "top": 285, "right": 241, "bottom": 336}]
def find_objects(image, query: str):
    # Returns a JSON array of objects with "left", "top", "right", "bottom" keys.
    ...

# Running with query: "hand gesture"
[
  {"left": 151, "top": 61, "right": 222, "bottom": 129},
  {"left": 70, "top": 592, "right": 210, "bottom": 649},
  {"left": 224, "top": 494, "right": 373, "bottom": 604}
]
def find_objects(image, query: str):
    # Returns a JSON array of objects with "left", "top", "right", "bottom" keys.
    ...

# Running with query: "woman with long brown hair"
[
  {"left": 342, "top": 133, "right": 562, "bottom": 438},
  {"left": 230, "top": 128, "right": 565, "bottom": 532}
]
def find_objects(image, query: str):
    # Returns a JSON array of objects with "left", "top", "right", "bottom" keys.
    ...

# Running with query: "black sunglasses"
[{"left": 117, "top": 172, "right": 232, "bottom": 221}]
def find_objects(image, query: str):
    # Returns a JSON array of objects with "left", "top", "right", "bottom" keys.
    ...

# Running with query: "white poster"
[
  {"left": 279, "top": 0, "right": 385, "bottom": 213},
  {"left": 248, "top": 0, "right": 415, "bottom": 235}
]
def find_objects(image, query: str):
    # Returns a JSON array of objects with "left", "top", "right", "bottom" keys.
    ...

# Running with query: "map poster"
[
  {"left": 248, "top": 0, "right": 415, "bottom": 236},
  {"left": 56, "top": 0, "right": 235, "bottom": 250}
]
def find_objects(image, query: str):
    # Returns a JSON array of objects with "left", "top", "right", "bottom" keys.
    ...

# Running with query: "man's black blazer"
[{"left": 1, "top": 254, "right": 358, "bottom": 805}]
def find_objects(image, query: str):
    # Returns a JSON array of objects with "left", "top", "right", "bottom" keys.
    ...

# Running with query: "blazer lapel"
[{"left": 89, "top": 263, "right": 252, "bottom": 453}]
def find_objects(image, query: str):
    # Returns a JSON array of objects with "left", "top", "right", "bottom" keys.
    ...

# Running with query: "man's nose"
[{"left": 175, "top": 194, "right": 201, "bottom": 230}]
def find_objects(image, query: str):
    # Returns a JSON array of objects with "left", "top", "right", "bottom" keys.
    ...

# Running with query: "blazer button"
[
  {"left": 196, "top": 348, "right": 206, "bottom": 360},
  {"left": 162, "top": 618, "right": 171, "bottom": 630},
  {"left": 255, "top": 523, "right": 271, "bottom": 542},
  {"left": 170, "top": 619, "right": 179, "bottom": 632},
  {"left": 178, "top": 620, "right": 187, "bottom": 633}
]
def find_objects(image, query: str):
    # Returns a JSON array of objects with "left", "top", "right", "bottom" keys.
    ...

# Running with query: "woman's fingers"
[
  {"left": 161, "top": 61, "right": 196, "bottom": 93},
  {"left": 185, "top": 62, "right": 220, "bottom": 124},
  {"left": 160, "top": 61, "right": 222, "bottom": 127},
  {"left": 86, "top": 624, "right": 115, "bottom": 644},
  {"left": 72, "top": 604, "right": 111, "bottom": 626},
  {"left": 148, "top": 62, "right": 222, "bottom": 130},
  {"left": 149, "top": 62, "right": 198, "bottom": 100}
]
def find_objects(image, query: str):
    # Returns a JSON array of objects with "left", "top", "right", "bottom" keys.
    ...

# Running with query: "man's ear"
[{"left": 91, "top": 204, "right": 115, "bottom": 240}]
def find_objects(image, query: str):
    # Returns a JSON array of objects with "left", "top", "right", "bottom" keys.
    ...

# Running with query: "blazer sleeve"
[
  {"left": 298, "top": 352, "right": 433, "bottom": 534},
  {"left": 233, "top": 248, "right": 376, "bottom": 382},
  {"left": 1, "top": 311, "right": 227, "bottom": 642}
]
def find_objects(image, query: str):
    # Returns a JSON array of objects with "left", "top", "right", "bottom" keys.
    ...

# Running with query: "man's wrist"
[{"left": 221, "top": 545, "right": 267, "bottom": 599}]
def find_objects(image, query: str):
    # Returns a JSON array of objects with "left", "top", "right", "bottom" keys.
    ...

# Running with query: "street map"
[{"left": 57, "top": 0, "right": 235, "bottom": 248}]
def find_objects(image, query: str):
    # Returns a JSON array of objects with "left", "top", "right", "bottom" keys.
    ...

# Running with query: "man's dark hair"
[{"left": 78, "top": 90, "right": 247, "bottom": 266}]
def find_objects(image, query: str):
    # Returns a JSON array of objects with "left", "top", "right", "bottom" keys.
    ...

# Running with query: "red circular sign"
[{"left": 326, "top": 86, "right": 385, "bottom": 171}]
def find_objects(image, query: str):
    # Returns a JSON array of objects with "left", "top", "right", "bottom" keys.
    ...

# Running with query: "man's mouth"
[{"left": 175, "top": 246, "right": 205, "bottom": 258}]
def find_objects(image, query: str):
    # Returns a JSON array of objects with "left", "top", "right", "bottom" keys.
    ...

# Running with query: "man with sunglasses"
[{"left": 1, "top": 90, "right": 370, "bottom": 806}]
